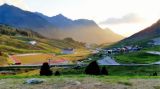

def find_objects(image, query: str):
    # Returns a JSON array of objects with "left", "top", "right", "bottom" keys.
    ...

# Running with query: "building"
[
  {"left": 9, "top": 55, "right": 21, "bottom": 65},
  {"left": 62, "top": 48, "right": 74, "bottom": 54},
  {"left": 28, "top": 41, "right": 37, "bottom": 45}
]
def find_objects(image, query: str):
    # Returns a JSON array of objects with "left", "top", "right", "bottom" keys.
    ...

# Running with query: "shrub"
[
  {"left": 117, "top": 81, "right": 132, "bottom": 86},
  {"left": 153, "top": 72, "right": 157, "bottom": 76},
  {"left": 40, "top": 62, "right": 52, "bottom": 76},
  {"left": 85, "top": 61, "right": 100, "bottom": 75},
  {"left": 54, "top": 70, "right": 61, "bottom": 76},
  {"left": 101, "top": 66, "right": 109, "bottom": 75}
]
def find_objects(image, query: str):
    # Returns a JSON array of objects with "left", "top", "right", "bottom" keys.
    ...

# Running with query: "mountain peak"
[
  {"left": 1, "top": 3, "right": 9, "bottom": 6},
  {"left": 0, "top": 3, "right": 53, "bottom": 29},
  {"left": 1, "top": 3, "right": 13, "bottom": 8},
  {"left": 51, "top": 14, "right": 73, "bottom": 22},
  {"left": 56, "top": 14, "right": 64, "bottom": 17},
  {"left": 53, "top": 14, "right": 68, "bottom": 19},
  {"left": 157, "top": 19, "right": 160, "bottom": 24},
  {"left": 0, "top": 3, "right": 21, "bottom": 11}
]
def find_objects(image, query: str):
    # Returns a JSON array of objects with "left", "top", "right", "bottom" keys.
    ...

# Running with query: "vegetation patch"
[
  {"left": 117, "top": 81, "right": 132, "bottom": 86},
  {"left": 154, "top": 86, "right": 160, "bottom": 89},
  {"left": 115, "top": 51, "right": 160, "bottom": 64}
]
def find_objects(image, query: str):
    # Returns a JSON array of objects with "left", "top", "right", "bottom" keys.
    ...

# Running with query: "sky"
[{"left": 0, "top": 0, "right": 160, "bottom": 37}]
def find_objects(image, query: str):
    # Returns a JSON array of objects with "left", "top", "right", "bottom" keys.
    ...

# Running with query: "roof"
[{"left": 62, "top": 48, "right": 74, "bottom": 51}]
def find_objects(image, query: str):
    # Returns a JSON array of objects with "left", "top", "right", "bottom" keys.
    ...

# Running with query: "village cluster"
[{"left": 101, "top": 45, "right": 142, "bottom": 55}]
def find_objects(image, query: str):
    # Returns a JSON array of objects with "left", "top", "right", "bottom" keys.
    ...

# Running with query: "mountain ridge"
[
  {"left": 114, "top": 19, "right": 160, "bottom": 46},
  {"left": 0, "top": 4, "right": 124, "bottom": 44}
]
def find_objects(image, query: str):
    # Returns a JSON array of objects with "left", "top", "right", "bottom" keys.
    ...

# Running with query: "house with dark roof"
[{"left": 62, "top": 48, "right": 75, "bottom": 54}]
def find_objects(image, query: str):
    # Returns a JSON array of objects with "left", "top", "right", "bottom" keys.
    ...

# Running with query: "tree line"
[{"left": 0, "top": 24, "right": 44, "bottom": 38}]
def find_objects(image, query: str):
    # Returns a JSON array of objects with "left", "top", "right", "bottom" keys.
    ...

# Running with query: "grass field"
[
  {"left": 115, "top": 51, "right": 160, "bottom": 64},
  {"left": 0, "top": 64, "right": 160, "bottom": 89},
  {"left": 11, "top": 65, "right": 160, "bottom": 77},
  {"left": 1, "top": 75, "right": 160, "bottom": 89},
  {"left": 11, "top": 54, "right": 58, "bottom": 65},
  {"left": 58, "top": 49, "right": 91, "bottom": 61},
  {"left": 0, "top": 65, "right": 160, "bottom": 89},
  {"left": 7, "top": 49, "right": 91, "bottom": 65},
  {"left": 8, "top": 53, "right": 69, "bottom": 65}
]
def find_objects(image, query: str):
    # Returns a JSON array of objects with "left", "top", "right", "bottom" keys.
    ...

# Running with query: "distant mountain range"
[
  {"left": 0, "top": 4, "right": 124, "bottom": 44},
  {"left": 115, "top": 19, "right": 160, "bottom": 46},
  {"left": 0, "top": 4, "right": 54, "bottom": 30}
]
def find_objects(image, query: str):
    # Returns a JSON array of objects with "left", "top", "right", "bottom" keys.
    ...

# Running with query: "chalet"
[
  {"left": 85, "top": 43, "right": 91, "bottom": 49},
  {"left": 107, "top": 50, "right": 113, "bottom": 54},
  {"left": 28, "top": 41, "right": 37, "bottom": 45},
  {"left": 124, "top": 46, "right": 132, "bottom": 50},
  {"left": 62, "top": 48, "right": 75, "bottom": 54},
  {"left": 91, "top": 50, "right": 99, "bottom": 54}
]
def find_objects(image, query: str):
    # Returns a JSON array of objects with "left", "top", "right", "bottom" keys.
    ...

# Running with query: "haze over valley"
[
  {"left": 0, "top": 1, "right": 160, "bottom": 89},
  {"left": 0, "top": 4, "right": 124, "bottom": 44}
]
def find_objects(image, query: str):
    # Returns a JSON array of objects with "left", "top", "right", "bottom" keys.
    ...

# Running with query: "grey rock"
[
  {"left": 68, "top": 80, "right": 81, "bottom": 86},
  {"left": 94, "top": 82, "right": 102, "bottom": 86},
  {"left": 25, "top": 78, "right": 45, "bottom": 84}
]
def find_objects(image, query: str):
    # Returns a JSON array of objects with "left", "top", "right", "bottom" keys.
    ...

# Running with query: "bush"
[
  {"left": 101, "top": 66, "right": 108, "bottom": 75},
  {"left": 153, "top": 72, "right": 157, "bottom": 76},
  {"left": 85, "top": 61, "right": 100, "bottom": 75},
  {"left": 40, "top": 62, "right": 52, "bottom": 76},
  {"left": 54, "top": 70, "right": 61, "bottom": 76}
]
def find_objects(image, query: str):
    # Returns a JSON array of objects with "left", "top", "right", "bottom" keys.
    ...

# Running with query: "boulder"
[{"left": 25, "top": 78, "right": 45, "bottom": 84}]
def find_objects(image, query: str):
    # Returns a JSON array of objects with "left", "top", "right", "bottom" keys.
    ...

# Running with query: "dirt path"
[
  {"left": 15, "top": 53, "right": 44, "bottom": 56},
  {"left": 0, "top": 78, "right": 160, "bottom": 89}
]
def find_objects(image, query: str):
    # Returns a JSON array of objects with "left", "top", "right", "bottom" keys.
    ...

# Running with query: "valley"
[
  {"left": 0, "top": 24, "right": 89, "bottom": 66},
  {"left": 0, "top": 2, "right": 159, "bottom": 89}
]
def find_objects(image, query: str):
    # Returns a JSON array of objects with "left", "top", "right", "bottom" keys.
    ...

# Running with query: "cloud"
[
  {"left": 0, "top": 0, "right": 29, "bottom": 10},
  {"left": 100, "top": 13, "right": 145, "bottom": 25}
]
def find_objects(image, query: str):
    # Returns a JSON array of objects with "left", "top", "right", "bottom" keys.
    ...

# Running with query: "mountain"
[
  {"left": 36, "top": 13, "right": 124, "bottom": 44},
  {"left": 0, "top": 4, "right": 124, "bottom": 44},
  {"left": 0, "top": 24, "right": 85, "bottom": 53},
  {"left": 35, "top": 13, "right": 100, "bottom": 30},
  {"left": 0, "top": 4, "right": 54, "bottom": 30},
  {"left": 114, "top": 19, "right": 160, "bottom": 46},
  {"left": 127, "top": 20, "right": 160, "bottom": 40},
  {"left": 49, "top": 14, "right": 74, "bottom": 29}
]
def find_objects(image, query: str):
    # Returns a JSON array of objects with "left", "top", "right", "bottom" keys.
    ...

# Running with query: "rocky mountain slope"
[{"left": 0, "top": 4, "right": 123, "bottom": 44}]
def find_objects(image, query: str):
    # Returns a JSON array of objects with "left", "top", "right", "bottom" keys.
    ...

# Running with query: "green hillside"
[
  {"left": 0, "top": 24, "right": 86, "bottom": 65},
  {"left": 105, "top": 20, "right": 160, "bottom": 64}
]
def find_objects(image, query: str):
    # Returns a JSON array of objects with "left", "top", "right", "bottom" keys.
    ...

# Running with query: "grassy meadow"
[
  {"left": 1, "top": 75, "right": 160, "bottom": 89},
  {"left": 115, "top": 51, "right": 160, "bottom": 64},
  {"left": 6, "top": 48, "right": 90, "bottom": 65},
  {"left": 1, "top": 65, "right": 157, "bottom": 77},
  {"left": 0, "top": 34, "right": 87, "bottom": 65},
  {"left": 114, "top": 45, "right": 160, "bottom": 64}
]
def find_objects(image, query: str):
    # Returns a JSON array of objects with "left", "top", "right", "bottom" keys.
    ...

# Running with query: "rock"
[
  {"left": 0, "top": 82, "right": 5, "bottom": 85},
  {"left": 94, "top": 82, "right": 102, "bottom": 86},
  {"left": 68, "top": 80, "right": 81, "bottom": 86},
  {"left": 74, "top": 81, "right": 81, "bottom": 85},
  {"left": 25, "top": 78, "right": 45, "bottom": 84}
]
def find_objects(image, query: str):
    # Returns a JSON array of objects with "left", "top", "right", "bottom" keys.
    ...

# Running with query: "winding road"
[{"left": 97, "top": 56, "right": 120, "bottom": 65}]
